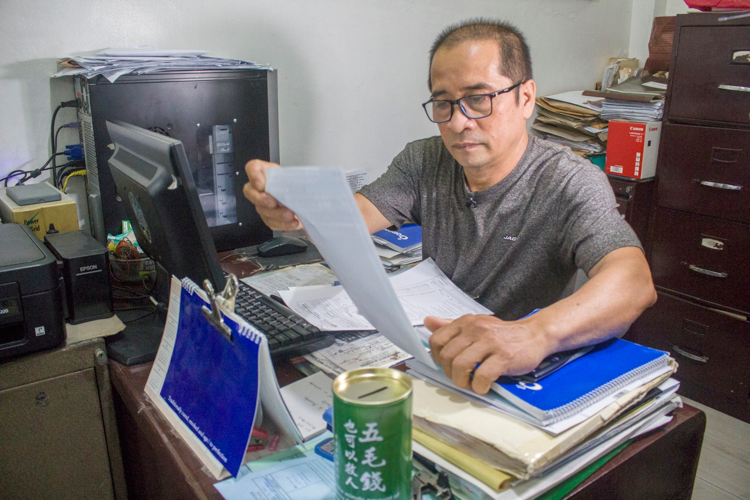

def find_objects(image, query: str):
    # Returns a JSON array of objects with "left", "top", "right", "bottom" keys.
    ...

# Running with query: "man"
[{"left": 243, "top": 19, "right": 657, "bottom": 395}]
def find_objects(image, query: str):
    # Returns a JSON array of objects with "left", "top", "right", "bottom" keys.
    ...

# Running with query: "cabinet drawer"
[
  {"left": 650, "top": 207, "right": 750, "bottom": 314},
  {"left": 670, "top": 26, "right": 750, "bottom": 126},
  {"left": 627, "top": 291, "right": 750, "bottom": 400},
  {"left": 657, "top": 124, "right": 750, "bottom": 223}
]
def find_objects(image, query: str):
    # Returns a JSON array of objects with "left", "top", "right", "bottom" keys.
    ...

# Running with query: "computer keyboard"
[{"left": 234, "top": 278, "right": 337, "bottom": 357}]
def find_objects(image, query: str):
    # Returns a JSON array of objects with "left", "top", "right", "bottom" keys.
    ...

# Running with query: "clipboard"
[{"left": 145, "top": 274, "right": 303, "bottom": 479}]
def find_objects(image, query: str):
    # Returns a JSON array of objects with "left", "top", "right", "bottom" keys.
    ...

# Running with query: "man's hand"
[
  {"left": 242, "top": 159, "right": 303, "bottom": 231},
  {"left": 425, "top": 314, "right": 552, "bottom": 395}
]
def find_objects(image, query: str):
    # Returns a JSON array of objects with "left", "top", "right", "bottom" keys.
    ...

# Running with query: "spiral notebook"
[{"left": 491, "top": 338, "right": 669, "bottom": 424}]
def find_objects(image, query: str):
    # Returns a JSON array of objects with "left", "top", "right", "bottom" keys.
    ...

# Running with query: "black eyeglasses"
[{"left": 422, "top": 81, "right": 524, "bottom": 123}]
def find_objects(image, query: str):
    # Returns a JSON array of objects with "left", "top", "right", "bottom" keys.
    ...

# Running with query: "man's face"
[{"left": 429, "top": 39, "right": 535, "bottom": 174}]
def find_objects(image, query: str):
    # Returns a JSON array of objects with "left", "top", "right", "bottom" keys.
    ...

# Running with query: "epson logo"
[{"left": 80, "top": 264, "right": 99, "bottom": 272}]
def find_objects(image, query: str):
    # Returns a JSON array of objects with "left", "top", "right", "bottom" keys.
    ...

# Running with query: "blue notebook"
[
  {"left": 160, "top": 278, "right": 262, "bottom": 477},
  {"left": 491, "top": 339, "right": 669, "bottom": 424},
  {"left": 372, "top": 224, "right": 422, "bottom": 253}
]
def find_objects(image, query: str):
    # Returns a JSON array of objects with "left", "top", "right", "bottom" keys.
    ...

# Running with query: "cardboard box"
[
  {"left": 0, "top": 184, "right": 78, "bottom": 239},
  {"left": 605, "top": 120, "right": 662, "bottom": 179}
]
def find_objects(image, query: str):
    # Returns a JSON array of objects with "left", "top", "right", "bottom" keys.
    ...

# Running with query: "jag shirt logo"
[{"left": 503, "top": 235, "right": 517, "bottom": 242}]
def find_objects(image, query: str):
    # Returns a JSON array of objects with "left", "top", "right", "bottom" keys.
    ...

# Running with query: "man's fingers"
[
  {"left": 244, "top": 159, "right": 272, "bottom": 191},
  {"left": 471, "top": 356, "right": 506, "bottom": 394},
  {"left": 427, "top": 318, "right": 463, "bottom": 366},
  {"left": 424, "top": 316, "right": 451, "bottom": 333}
]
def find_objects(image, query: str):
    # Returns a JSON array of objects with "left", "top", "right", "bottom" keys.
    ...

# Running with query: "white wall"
[
  {"left": 629, "top": 0, "right": 691, "bottom": 65},
  {"left": 1, "top": 0, "right": 638, "bottom": 190}
]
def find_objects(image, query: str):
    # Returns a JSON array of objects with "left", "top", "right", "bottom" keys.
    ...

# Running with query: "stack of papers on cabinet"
[
  {"left": 53, "top": 48, "right": 271, "bottom": 83},
  {"left": 533, "top": 92, "right": 608, "bottom": 156},
  {"left": 600, "top": 98, "right": 665, "bottom": 122}
]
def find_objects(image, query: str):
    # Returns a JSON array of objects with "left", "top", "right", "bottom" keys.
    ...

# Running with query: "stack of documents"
[
  {"left": 404, "top": 339, "right": 681, "bottom": 498},
  {"left": 600, "top": 99, "right": 665, "bottom": 122},
  {"left": 371, "top": 224, "right": 423, "bottom": 269},
  {"left": 533, "top": 92, "right": 608, "bottom": 156},
  {"left": 583, "top": 76, "right": 666, "bottom": 122},
  {"left": 52, "top": 48, "right": 271, "bottom": 83}
]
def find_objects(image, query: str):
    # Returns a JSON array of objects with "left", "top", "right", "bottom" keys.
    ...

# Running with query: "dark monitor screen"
[{"left": 106, "top": 120, "right": 226, "bottom": 292}]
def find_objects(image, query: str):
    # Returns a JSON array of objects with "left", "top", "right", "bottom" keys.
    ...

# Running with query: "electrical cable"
[
  {"left": 2, "top": 152, "right": 66, "bottom": 186},
  {"left": 50, "top": 99, "right": 78, "bottom": 186},
  {"left": 50, "top": 105, "right": 63, "bottom": 186},
  {"left": 61, "top": 169, "right": 86, "bottom": 193}
]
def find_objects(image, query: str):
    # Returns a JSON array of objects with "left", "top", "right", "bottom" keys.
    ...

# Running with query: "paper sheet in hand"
[{"left": 265, "top": 167, "right": 436, "bottom": 368}]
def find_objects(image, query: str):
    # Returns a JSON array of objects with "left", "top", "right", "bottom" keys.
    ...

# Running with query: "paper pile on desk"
[
  {"left": 53, "top": 48, "right": 271, "bottom": 83},
  {"left": 533, "top": 92, "right": 608, "bottom": 156},
  {"left": 278, "top": 258, "right": 492, "bottom": 331}
]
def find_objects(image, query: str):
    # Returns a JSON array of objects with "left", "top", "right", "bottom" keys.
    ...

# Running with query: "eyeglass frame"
[{"left": 421, "top": 81, "right": 525, "bottom": 123}]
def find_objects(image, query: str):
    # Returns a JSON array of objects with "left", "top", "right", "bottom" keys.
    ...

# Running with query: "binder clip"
[
  {"left": 201, "top": 274, "right": 239, "bottom": 343},
  {"left": 412, "top": 453, "right": 453, "bottom": 500}
]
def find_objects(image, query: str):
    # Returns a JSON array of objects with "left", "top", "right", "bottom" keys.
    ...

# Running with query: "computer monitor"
[{"left": 106, "top": 120, "right": 227, "bottom": 298}]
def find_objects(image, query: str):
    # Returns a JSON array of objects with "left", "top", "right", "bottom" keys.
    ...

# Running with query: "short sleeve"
[
  {"left": 556, "top": 165, "right": 643, "bottom": 274},
  {"left": 357, "top": 141, "right": 425, "bottom": 227}
]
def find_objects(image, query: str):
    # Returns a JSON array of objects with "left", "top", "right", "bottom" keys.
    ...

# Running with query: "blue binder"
[
  {"left": 491, "top": 338, "right": 669, "bottom": 424},
  {"left": 160, "top": 278, "right": 262, "bottom": 477}
]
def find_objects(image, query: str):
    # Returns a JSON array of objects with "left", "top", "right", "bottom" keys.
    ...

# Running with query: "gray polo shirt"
[{"left": 358, "top": 135, "right": 641, "bottom": 320}]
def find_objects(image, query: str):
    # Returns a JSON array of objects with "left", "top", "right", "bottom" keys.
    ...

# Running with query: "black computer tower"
[{"left": 74, "top": 70, "right": 276, "bottom": 251}]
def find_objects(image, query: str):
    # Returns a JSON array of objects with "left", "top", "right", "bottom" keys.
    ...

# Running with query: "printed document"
[
  {"left": 279, "top": 258, "right": 492, "bottom": 330},
  {"left": 265, "top": 167, "right": 436, "bottom": 368}
]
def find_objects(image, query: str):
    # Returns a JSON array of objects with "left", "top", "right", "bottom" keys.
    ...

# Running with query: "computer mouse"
[{"left": 257, "top": 236, "right": 308, "bottom": 257}]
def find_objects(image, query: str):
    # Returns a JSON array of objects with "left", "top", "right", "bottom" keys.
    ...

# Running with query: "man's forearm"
[{"left": 531, "top": 246, "right": 657, "bottom": 356}]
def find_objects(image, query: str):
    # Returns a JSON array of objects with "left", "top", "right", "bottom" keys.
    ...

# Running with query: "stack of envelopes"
[
  {"left": 533, "top": 91, "right": 608, "bottom": 156},
  {"left": 406, "top": 339, "right": 681, "bottom": 499}
]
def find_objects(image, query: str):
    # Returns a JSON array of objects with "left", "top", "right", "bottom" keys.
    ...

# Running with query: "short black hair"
[{"left": 428, "top": 19, "right": 533, "bottom": 100}]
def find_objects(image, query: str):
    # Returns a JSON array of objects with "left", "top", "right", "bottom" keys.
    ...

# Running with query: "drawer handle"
[
  {"left": 688, "top": 264, "right": 728, "bottom": 278},
  {"left": 718, "top": 84, "right": 750, "bottom": 93},
  {"left": 672, "top": 345, "right": 709, "bottom": 364},
  {"left": 694, "top": 179, "right": 743, "bottom": 191}
]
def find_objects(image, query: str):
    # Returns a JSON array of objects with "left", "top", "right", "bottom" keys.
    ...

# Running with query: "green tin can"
[{"left": 332, "top": 368, "right": 413, "bottom": 500}]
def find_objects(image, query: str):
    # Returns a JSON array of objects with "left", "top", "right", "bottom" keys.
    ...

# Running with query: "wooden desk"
[{"left": 110, "top": 358, "right": 705, "bottom": 500}]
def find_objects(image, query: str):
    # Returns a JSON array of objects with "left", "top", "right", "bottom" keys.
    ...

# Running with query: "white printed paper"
[
  {"left": 307, "top": 333, "right": 413, "bottom": 375},
  {"left": 215, "top": 454, "right": 335, "bottom": 500},
  {"left": 241, "top": 263, "right": 337, "bottom": 297},
  {"left": 279, "top": 258, "right": 492, "bottom": 330},
  {"left": 265, "top": 167, "right": 436, "bottom": 369},
  {"left": 280, "top": 372, "right": 333, "bottom": 441}
]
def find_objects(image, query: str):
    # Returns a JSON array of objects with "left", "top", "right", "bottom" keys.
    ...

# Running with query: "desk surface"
[{"left": 109, "top": 358, "right": 706, "bottom": 500}]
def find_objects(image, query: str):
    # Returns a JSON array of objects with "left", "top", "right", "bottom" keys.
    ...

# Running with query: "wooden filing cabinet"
[
  {"left": 625, "top": 12, "right": 750, "bottom": 423},
  {"left": 0, "top": 338, "right": 127, "bottom": 499}
]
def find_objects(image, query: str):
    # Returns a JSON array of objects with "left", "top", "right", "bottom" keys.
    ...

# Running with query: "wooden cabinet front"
[
  {"left": 650, "top": 207, "right": 750, "bottom": 315},
  {"left": 627, "top": 291, "right": 750, "bottom": 403},
  {"left": 670, "top": 25, "right": 750, "bottom": 127},
  {"left": 657, "top": 124, "right": 750, "bottom": 223}
]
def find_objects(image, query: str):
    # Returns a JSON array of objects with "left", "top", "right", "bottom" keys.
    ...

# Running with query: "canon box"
[{"left": 605, "top": 120, "right": 662, "bottom": 179}]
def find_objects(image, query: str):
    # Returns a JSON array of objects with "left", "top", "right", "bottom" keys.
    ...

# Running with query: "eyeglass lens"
[{"left": 428, "top": 95, "right": 492, "bottom": 122}]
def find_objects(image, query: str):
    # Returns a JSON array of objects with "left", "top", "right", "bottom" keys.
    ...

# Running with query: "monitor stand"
[{"left": 106, "top": 308, "right": 166, "bottom": 366}]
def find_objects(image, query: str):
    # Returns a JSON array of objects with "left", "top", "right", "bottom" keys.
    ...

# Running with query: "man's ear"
[{"left": 520, "top": 79, "right": 536, "bottom": 120}]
